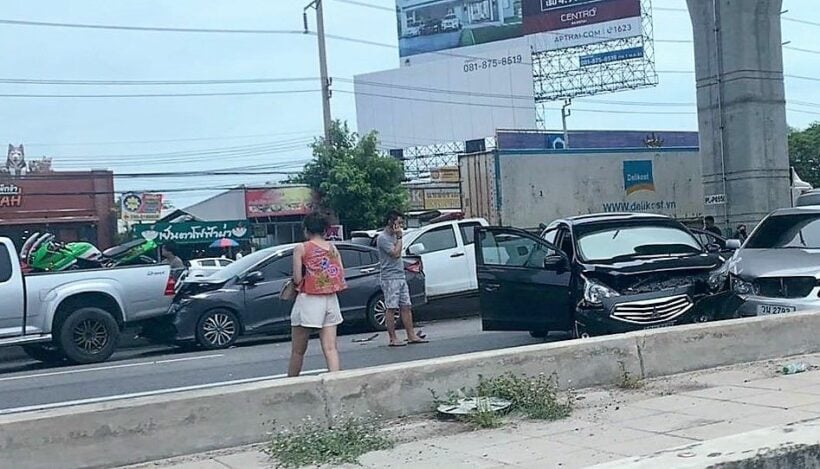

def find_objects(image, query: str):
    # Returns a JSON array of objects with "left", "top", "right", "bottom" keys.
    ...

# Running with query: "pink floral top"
[{"left": 300, "top": 241, "right": 347, "bottom": 295}]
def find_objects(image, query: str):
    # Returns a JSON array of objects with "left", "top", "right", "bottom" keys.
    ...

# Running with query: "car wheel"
[
  {"left": 196, "top": 309, "right": 240, "bottom": 349},
  {"left": 366, "top": 293, "right": 401, "bottom": 332},
  {"left": 22, "top": 343, "right": 66, "bottom": 364},
  {"left": 57, "top": 307, "right": 120, "bottom": 365}
]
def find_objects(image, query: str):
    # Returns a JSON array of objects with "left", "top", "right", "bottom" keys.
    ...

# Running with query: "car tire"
[
  {"left": 56, "top": 307, "right": 120, "bottom": 365},
  {"left": 195, "top": 309, "right": 240, "bottom": 350},
  {"left": 22, "top": 343, "right": 66, "bottom": 364},
  {"left": 366, "top": 293, "right": 402, "bottom": 332}
]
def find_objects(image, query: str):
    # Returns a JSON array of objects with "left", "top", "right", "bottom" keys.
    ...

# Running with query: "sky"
[{"left": 0, "top": 0, "right": 818, "bottom": 209}]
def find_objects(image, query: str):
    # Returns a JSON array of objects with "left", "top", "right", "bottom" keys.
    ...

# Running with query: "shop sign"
[
  {"left": 0, "top": 183, "right": 22, "bottom": 208},
  {"left": 430, "top": 167, "right": 460, "bottom": 183},
  {"left": 424, "top": 187, "right": 461, "bottom": 210},
  {"left": 122, "top": 192, "right": 164, "bottom": 221},
  {"left": 134, "top": 220, "right": 251, "bottom": 244},
  {"left": 409, "top": 188, "right": 425, "bottom": 210},
  {"left": 246, "top": 186, "right": 314, "bottom": 217}
]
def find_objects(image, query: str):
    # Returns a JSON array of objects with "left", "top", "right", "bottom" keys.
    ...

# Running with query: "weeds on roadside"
[
  {"left": 617, "top": 361, "right": 644, "bottom": 390},
  {"left": 266, "top": 415, "right": 393, "bottom": 468},
  {"left": 477, "top": 373, "right": 573, "bottom": 420},
  {"left": 463, "top": 397, "right": 505, "bottom": 429}
]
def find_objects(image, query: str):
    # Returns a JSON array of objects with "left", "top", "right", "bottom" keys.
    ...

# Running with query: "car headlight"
[
  {"left": 731, "top": 276, "right": 757, "bottom": 296},
  {"left": 708, "top": 263, "right": 730, "bottom": 291},
  {"left": 583, "top": 277, "right": 620, "bottom": 306}
]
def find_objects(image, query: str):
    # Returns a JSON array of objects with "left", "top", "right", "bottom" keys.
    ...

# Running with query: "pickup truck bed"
[{"left": 0, "top": 237, "right": 176, "bottom": 364}]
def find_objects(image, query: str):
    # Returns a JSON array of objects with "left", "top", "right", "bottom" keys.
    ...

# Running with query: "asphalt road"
[{"left": 0, "top": 316, "right": 544, "bottom": 414}]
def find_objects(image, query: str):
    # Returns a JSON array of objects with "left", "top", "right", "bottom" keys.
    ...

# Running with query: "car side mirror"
[
  {"left": 543, "top": 254, "right": 568, "bottom": 271},
  {"left": 725, "top": 239, "right": 742, "bottom": 250},
  {"left": 243, "top": 271, "right": 264, "bottom": 284},
  {"left": 706, "top": 243, "right": 721, "bottom": 254},
  {"left": 408, "top": 244, "right": 425, "bottom": 255}
]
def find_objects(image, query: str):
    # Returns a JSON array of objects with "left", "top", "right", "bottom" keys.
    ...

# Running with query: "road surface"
[{"left": 0, "top": 317, "right": 544, "bottom": 414}]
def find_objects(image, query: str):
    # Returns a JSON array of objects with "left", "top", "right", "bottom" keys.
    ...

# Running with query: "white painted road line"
[
  {"left": 0, "top": 354, "right": 225, "bottom": 383},
  {"left": 0, "top": 368, "right": 328, "bottom": 415}
]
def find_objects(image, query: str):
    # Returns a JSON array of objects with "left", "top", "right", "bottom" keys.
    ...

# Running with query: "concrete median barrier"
[
  {"left": 4, "top": 312, "right": 820, "bottom": 469},
  {"left": 0, "top": 376, "right": 327, "bottom": 469},
  {"left": 637, "top": 311, "right": 820, "bottom": 378}
]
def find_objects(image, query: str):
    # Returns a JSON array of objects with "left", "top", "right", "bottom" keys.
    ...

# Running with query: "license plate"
[
  {"left": 644, "top": 321, "right": 676, "bottom": 330},
  {"left": 757, "top": 304, "right": 797, "bottom": 315}
]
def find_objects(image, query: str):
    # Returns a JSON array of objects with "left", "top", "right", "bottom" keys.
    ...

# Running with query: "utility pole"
[
  {"left": 304, "top": 0, "right": 332, "bottom": 144},
  {"left": 561, "top": 99, "right": 572, "bottom": 148}
]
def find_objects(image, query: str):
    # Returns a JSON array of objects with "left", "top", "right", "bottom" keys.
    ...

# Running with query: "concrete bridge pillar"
[{"left": 686, "top": 0, "right": 790, "bottom": 233}]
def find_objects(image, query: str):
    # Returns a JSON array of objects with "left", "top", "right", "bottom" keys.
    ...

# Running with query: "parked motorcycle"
[
  {"left": 100, "top": 238, "right": 158, "bottom": 267},
  {"left": 21, "top": 233, "right": 158, "bottom": 272}
]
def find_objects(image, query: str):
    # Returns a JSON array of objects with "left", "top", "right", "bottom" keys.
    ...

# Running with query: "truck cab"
[{"left": 0, "top": 236, "right": 176, "bottom": 365}]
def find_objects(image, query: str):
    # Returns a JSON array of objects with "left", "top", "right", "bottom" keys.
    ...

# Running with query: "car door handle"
[
  {"left": 483, "top": 283, "right": 500, "bottom": 292},
  {"left": 451, "top": 252, "right": 465, "bottom": 258},
  {"left": 360, "top": 268, "right": 377, "bottom": 274}
]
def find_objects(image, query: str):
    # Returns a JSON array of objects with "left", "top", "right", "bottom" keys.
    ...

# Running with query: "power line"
[
  {"left": 331, "top": 0, "right": 394, "bottom": 12},
  {"left": 0, "top": 18, "right": 306, "bottom": 35},
  {"left": 26, "top": 129, "right": 320, "bottom": 147},
  {"left": 0, "top": 89, "right": 320, "bottom": 98},
  {"left": 0, "top": 77, "right": 319, "bottom": 86},
  {"left": 784, "top": 45, "right": 820, "bottom": 55}
]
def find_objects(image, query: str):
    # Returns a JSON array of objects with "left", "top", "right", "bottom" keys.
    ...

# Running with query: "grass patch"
[
  {"left": 617, "top": 362, "right": 644, "bottom": 390},
  {"left": 462, "top": 397, "right": 505, "bottom": 429},
  {"left": 267, "top": 416, "right": 393, "bottom": 468},
  {"left": 478, "top": 373, "right": 573, "bottom": 420}
]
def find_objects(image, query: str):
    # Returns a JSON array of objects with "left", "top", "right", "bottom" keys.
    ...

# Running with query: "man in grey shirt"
[
  {"left": 161, "top": 242, "right": 186, "bottom": 280},
  {"left": 377, "top": 210, "right": 427, "bottom": 346}
]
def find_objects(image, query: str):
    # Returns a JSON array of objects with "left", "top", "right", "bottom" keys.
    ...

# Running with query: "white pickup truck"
[{"left": 0, "top": 236, "right": 176, "bottom": 364}]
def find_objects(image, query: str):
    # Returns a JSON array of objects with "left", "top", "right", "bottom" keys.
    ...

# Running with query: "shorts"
[
  {"left": 290, "top": 293, "right": 343, "bottom": 328},
  {"left": 381, "top": 279, "right": 412, "bottom": 310}
]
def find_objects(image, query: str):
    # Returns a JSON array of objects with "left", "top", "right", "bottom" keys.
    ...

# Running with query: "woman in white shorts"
[{"left": 288, "top": 213, "right": 347, "bottom": 377}]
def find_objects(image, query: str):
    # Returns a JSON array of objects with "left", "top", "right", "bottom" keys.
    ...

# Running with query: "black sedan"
[
  {"left": 147, "top": 243, "right": 426, "bottom": 349},
  {"left": 476, "top": 213, "right": 731, "bottom": 339}
]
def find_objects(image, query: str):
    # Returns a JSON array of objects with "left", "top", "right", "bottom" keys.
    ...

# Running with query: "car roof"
[
  {"left": 261, "top": 241, "right": 377, "bottom": 256},
  {"left": 767, "top": 206, "right": 820, "bottom": 216},
  {"left": 558, "top": 212, "right": 672, "bottom": 226}
]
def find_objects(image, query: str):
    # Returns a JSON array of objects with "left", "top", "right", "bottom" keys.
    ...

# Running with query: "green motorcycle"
[{"left": 25, "top": 233, "right": 103, "bottom": 272}]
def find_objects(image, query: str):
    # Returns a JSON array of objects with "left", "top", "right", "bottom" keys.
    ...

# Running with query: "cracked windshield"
[{"left": 1, "top": 1, "right": 820, "bottom": 468}]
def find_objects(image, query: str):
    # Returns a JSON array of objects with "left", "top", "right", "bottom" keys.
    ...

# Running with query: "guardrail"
[{"left": 2, "top": 311, "right": 820, "bottom": 469}]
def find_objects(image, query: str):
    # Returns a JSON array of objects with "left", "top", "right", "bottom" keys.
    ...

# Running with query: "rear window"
[{"left": 0, "top": 244, "right": 12, "bottom": 283}]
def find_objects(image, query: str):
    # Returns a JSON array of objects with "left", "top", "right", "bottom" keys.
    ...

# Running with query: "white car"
[
  {"left": 187, "top": 258, "right": 233, "bottom": 278},
  {"left": 404, "top": 23, "right": 422, "bottom": 37},
  {"left": 403, "top": 218, "right": 489, "bottom": 298},
  {"left": 441, "top": 13, "right": 461, "bottom": 32}
]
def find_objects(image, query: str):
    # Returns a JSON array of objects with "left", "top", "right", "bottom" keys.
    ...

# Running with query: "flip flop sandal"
[
  {"left": 388, "top": 342, "right": 407, "bottom": 347},
  {"left": 408, "top": 339, "right": 429, "bottom": 344}
]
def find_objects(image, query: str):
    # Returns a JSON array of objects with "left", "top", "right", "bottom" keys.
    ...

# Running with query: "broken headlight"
[
  {"left": 707, "top": 263, "right": 730, "bottom": 291},
  {"left": 731, "top": 276, "right": 758, "bottom": 296},
  {"left": 582, "top": 277, "right": 620, "bottom": 306}
]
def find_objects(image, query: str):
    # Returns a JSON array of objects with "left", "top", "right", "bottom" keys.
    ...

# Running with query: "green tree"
[
  {"left": 295, "top": 121, "right": 407, "bottom": 231},
  {"left": 789, "top": 122, "right": 820, "bottom": 187}
]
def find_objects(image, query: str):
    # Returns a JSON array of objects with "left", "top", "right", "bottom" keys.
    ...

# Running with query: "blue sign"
[
  {"left": 623, "top": 160, "right": 655, "bottom": 195},
  {"left": 580, "top": 46, "right": 644, "bottom": 67}
]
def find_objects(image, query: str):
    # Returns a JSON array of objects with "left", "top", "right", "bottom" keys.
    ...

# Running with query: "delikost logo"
[{"left": 623, "top": 160, "right": 655, "bottom": 195}]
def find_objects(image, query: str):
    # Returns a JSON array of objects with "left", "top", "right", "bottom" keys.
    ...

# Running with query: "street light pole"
[
  {"left": 561, "top": 99, "right": 572, "bottom": 148},
  {"left": 304, "top": 0, "right": 332, "bottom": 144}
]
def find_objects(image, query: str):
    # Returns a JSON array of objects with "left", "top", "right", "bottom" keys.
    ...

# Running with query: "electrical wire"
[{"left": 0, "top": 89, "right": 320, "bottom": 99}]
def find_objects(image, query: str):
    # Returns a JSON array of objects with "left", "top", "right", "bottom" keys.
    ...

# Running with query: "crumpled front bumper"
[{"left": 733, "top": 287, "right": 820, "bottom": 317}]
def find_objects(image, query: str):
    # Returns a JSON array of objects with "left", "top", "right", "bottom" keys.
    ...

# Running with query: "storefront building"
[
  {"left": 0, "top": 168, "right": 115, "bottom": 250},
  {"left": 157, "top": 185, "right": 317, "bottom": 251}
]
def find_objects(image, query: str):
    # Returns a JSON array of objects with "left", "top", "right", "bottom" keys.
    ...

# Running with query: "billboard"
[
  {"left": 121, "top": 192, "right": 163, "bottom": 222},
  {"left": 397, "top": 0, "right": 523, "bottom": 58},
  {"left": 245, "top": 186, "right": 314, "bottom": 218},
  {"left": 396, "top": 0, "right": 642, "bottom": 58}
]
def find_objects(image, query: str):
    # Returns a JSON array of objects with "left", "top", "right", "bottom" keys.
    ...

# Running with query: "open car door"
[{"left": 475, "top": 226, "right": 573, "bottom": 334}]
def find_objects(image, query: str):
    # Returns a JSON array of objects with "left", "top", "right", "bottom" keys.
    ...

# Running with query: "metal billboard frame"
[{"left": 531, "top": 0, "right": 658, "bottom": 102}]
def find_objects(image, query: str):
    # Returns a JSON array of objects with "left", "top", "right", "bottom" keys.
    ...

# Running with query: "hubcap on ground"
[
  {"left": 202, "top": 313, "right": 236, "bottom": 346},
  {"left": 73, "top": 319, "right": 109, "bottom": 354}
]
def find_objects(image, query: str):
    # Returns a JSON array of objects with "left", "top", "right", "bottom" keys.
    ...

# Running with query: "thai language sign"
[
  {"left": 121, "top": 192, "right": 163, "bottom": 222},
  {"left": 134, "top": 220, "right": 251, "bottom": 244}
]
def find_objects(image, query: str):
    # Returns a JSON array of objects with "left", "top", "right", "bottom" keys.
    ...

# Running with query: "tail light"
[
  {"left": 405, "top": 258, "right": 423, "bottom": 275},
  {"left": 164, "top": 275, "right": 177, "bottom": 296}
]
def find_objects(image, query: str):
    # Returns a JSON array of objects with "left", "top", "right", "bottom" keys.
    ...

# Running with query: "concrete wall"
[
  {"left": 687, "top": 0, "right": 790, "bottom": 230},
  {"left": 5, "top": 312, "right": 820, "bottom": 469},
  {"left": 496, "top": 148, "right": 703, "bottom": 229}
]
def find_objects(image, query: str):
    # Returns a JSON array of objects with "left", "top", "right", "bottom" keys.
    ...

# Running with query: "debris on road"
[
  {"left": 352, "top": 333, "right": 379, "bottom": 343},
  {"left": 781, "top": 362, "right": 809, "bottom": 375}
]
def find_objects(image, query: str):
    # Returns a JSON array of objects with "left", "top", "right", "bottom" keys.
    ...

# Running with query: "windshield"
[
  {"left": 206, "top": 246, "right": 287, "bottom": 281},
  {"left": 577, "top": 225, "right": 703, "bottom": 262},
  {"left": 745, "top": 213, "right": 820, "bottom": 249}
]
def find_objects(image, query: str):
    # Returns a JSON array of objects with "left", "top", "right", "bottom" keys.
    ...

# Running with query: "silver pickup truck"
[{"left": 0, "top": 236, "right": 175, "bottom": 364}]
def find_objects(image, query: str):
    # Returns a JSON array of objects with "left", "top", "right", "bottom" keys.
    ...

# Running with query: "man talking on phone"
[{"left": 377, "top": 210, "right": 428, "bottom": 347}]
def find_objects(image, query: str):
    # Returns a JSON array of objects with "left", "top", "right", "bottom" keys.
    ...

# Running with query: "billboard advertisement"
[
  {"left": 134, "top": 220, "right": 250, "bottom": 245},
  {"left": 121, "top": 192, "right": 163, "bottom": 222},
  {"left": 245, "top": 186, "right": 314, "bottom": 218},
  {"left": 396, "top": 0, "right": 642, "bottom": 58},
  {"left": 397, "top": 0, "right": 523, "bottom": 58}
]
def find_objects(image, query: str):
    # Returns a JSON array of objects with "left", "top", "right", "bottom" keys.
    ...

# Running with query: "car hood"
[
  {"left": 582, "top": 254, "right": 722, "bottom": 294},
  {"left": 583, "top": 253, "right": 720, "bottom": 276},
  {"left": 729, "top": 248, "right": 820, "bottom": 278}
]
